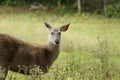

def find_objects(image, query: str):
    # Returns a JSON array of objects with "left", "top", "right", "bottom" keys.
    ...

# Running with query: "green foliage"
[
  {"left": 2, "top": 0, "right": 27, "bottom": 6},
  {"left": 0, "top": 7, "right": 120, "bottom": 80},
  {"left": 107, "top": 5, "right": 116, "bottom": 17},
  {"left": 0, "top": 0, "right": 120, "bottom": 17},
  {"left": 104, "top": 0, "right": 120, "bottom": 17}
]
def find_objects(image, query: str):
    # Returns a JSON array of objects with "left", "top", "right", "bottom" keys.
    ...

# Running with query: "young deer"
[{"left": 0, "top": 23, "right": 70, "bottom": 80}]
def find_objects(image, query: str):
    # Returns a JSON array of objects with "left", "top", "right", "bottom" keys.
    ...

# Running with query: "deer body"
[{"left": 0, "top": 23, "right": 70, "bottom": 80}]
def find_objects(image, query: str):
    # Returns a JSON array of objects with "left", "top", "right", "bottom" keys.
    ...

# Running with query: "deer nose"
[{"left": 55, "top": 40, "right": 59, "bottom": 44}]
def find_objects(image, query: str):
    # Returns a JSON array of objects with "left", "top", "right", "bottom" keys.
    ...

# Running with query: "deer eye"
[{"left": 51, "top": 32, "right": 54, "bottom": 35}]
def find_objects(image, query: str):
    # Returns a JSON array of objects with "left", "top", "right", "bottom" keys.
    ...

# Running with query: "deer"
[{"left": 0, "top": 22, "right": 70, "bottom": 80}]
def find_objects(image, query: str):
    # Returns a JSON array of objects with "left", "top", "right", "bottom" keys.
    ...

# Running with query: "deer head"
[{"left": 44, "top": 23, "right": 70, "bottom": 45}]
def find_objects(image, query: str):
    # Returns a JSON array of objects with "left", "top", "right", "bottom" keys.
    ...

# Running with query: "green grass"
[{"left": 0, "top": 6, "right": 120, "bottom": 80}]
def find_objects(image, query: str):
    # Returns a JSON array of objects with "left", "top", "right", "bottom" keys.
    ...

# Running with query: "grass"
[{"left": 0, "top": 6, "right": 120, "bottom": 80}]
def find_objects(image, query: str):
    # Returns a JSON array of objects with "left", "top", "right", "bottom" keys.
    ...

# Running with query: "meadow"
[{"left": 0, "top": 6, "right": 120, "bottom": 80}]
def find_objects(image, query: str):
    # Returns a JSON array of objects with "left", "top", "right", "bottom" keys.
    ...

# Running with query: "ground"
[{"left": 0, "top": 6, "right": 120, "bottom": 80}]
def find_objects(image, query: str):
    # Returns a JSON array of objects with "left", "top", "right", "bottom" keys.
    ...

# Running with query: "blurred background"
[
  {"left": 0, "top": 0, "right": 120, "bottom": 17},
  {"left": 0, "top": 0, "right": 120, "bottom": 80}
]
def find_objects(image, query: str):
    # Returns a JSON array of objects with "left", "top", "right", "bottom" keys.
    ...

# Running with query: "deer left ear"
[
  {"left": 60, "top": 23, "right": 70, "bottom": 32},
  {"left": 44, "top": 22, "right": 52, "bottom": 31}
]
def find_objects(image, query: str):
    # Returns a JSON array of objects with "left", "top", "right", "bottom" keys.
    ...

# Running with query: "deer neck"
[
  {"left": 47, "top": 42, "right": 60, "bottom": 61},
  {"left": 47, "top": 42, "right": 60, "bottom": 54}
]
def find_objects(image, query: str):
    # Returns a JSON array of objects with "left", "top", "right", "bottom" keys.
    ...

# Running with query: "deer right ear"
[
  {"left": 44, "top": 22, "right": 52, "bottom": 31},
  {"left": 60, "top": 23, "right": 70, "bottom": 32}
]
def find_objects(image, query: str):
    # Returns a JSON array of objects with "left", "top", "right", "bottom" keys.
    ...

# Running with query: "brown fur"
[{"left": 0, "top": 33, "right": 57, "bottom": 80}]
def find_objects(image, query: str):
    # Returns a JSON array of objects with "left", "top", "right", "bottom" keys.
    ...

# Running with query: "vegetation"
[
  {"left": 0, "top": 6, "right": 120, "bottom": 80},
  {"left": 0, "top": 0, "right": 120, "bottom": 17}
]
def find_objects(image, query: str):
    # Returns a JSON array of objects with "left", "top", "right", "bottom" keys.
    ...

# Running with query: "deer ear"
[
  {"left": 60, "top": 23, "right": 70, "bottom": 32},
  {"left": 44, "top": 22, "right": 52, "bottom": 31}
]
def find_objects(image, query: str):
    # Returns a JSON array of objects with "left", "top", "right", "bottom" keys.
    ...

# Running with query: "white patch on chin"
[{"left": 48, "top": 39, "right": 55, "bottom": 45}]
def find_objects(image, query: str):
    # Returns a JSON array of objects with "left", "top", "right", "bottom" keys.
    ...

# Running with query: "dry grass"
[{"left": 0, "top": 6, "right": 120, "bottom": 80}]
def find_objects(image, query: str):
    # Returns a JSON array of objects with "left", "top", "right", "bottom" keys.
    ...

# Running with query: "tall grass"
[{"left": 0, "top": 6, "right": 120, "bottom": 80}]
